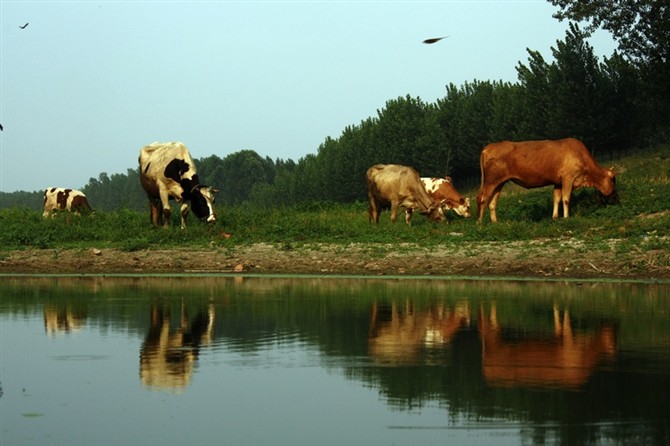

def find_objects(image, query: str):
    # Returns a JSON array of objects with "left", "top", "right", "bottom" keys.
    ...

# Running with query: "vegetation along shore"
[{"left": 1, "top": 146, "right": 668, "bottom": 281}]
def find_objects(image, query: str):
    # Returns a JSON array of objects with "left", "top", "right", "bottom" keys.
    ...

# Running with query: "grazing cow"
[
  {"left": 478, "top": 303, "right": 616, "bottom": 390},
  {"left": 366, "top": 164, "right": 444, "bottom": 225},
  {"left": 139, "top": 141, "right": 217, "bottom": 228},
  {"left": 406, "top": 177, "right": 471, "bottom": 224},
  {"left": 476, "top": 138, "right": 618, "bottom": 223},
  {"left": 42, "top": 187, "right": 92, "bottom": 217}
]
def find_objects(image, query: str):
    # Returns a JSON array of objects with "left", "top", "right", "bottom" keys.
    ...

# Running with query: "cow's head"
[
  {"left": 597, "top": 168, "right": 619, "bottom": 205},
  {"left": 190, "top": 186, "right": 218, "bottom": 223},
  {"left": 422, "top": 203, "right": 445, "bottom": 222},
  {"left": 447, "top": 197, "right": 471, "bottom": 218}
]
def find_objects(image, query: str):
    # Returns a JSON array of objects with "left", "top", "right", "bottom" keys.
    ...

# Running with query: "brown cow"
[
  {"left": 476, "top": 138, "right": 618, "bottom": 223},
  {"left": 406, "top": 177, "right": 471, "bottom": 225},
  {"left": 366, "top": 164, "right": 444, "bottom": 225},
  {"left": 478, "top": 303, "right": 616, "bottom": 390}
]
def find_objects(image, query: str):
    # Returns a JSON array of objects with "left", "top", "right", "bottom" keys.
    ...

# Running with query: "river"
[{"left": 1, "top": 275, "right": 668, "bottom": 445}]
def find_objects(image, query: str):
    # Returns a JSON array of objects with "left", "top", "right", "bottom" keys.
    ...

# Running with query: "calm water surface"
[{"left": 0, "top": 275, "right": 668, "bottom": 446}]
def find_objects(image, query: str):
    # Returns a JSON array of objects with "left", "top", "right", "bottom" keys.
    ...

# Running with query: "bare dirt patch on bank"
[{"left": 1, "top": 239, "right": 668, "bottom": 280}]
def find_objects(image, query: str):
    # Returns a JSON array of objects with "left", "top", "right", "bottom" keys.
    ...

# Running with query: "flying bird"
[
  {"left": 19, "top": 23, "right": 29, "bottom": 29},
  {"left": 0, "top": 123, "right": 3, "bottom": 131},
  {"left": 423, "top": 36, "right": 449, "bottom": 44}
]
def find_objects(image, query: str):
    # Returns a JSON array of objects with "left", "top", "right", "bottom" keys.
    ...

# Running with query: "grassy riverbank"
[{"left": 1, "top": 145, "right": 669, "bottom": 279}]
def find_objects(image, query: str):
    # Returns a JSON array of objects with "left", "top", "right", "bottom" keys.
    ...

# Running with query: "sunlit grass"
[{"left": 1, "top": 146, "right": 669, "bottom": 252}]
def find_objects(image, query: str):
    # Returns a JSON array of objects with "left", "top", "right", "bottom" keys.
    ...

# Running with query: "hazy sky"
[{"left": 0, "top": 1, "right": 616, "bottom": 193}]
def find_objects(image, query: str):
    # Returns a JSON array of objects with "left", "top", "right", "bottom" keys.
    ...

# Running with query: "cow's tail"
[
  {"left": 477, "top": 148, "right": 490, "bottom": 199},
  {"left": 478, "top": 150, "right": 486, "bottom": 191}
]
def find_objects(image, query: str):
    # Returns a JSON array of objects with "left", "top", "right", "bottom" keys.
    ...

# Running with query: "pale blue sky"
[{"left": 0, "top": 1, "right": 616, "bottom": 192}]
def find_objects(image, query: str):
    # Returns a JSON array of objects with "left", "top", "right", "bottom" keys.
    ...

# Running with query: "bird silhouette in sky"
[
  {"left": 0, "top": 123, "right": 3, "bottom": 131},
  {"left": 19, "top": 23, "right": 29, "bottom": 29},
  {"left": 423, "top": 36, "right": 449, "bottom": 44}
]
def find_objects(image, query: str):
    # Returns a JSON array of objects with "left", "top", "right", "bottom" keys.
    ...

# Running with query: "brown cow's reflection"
[
  {"left": 140, "top": 303, "right": 215, "bottom": 391},
  {"left": 369, "top": 300, "right": 470, "bottom": 365},
  {"left": 478, "top": 303, "right": 616, "bottom": 390},
  {"left": 44, "top": 305, "right": 86, "bottom": 336}
]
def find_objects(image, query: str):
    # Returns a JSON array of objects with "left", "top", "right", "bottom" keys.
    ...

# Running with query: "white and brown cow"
[
  {"left": 366, "top": 164, "right": 444, "bottom": 225},
  {"left": 405, "top": 177, "right": 471, "bottom": 225},
  {"left": 139, "top": 141, "right": 217, "bottom": 228},
  {"left": 42, "top": 187, "right": 92, "bottom": 217}
]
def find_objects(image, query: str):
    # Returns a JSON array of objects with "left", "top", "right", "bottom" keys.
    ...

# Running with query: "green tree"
[
  {"left": 437, "top": 81, "right": 495, "bottom": 181},
  {"left": 550, "top": 0, "right": 670, "bottom": 140},
  {"left": 550, "top": 0, "right": 669, "bottom": 64},
  {"left": 219, "top": 150, "right": 275, "bottom": 206},
  {"left": 195, "top": 154, "right": 225, "bottom": 189},
  {"left": 517, "top": 24, "right": 646, "bottom": 156},
  {"left": 516, "top": 50, "right": 552, "bottom": 139}
]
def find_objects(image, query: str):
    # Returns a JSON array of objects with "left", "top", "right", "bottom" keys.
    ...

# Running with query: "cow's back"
[
  {"left": 367, "top": 164, "right": 422, "bottom": 199},
  {"left": 482, "top": 138, "right": 591, "bottom": 166},
  {"left": 139, "top": 141, "right": 200, "bottom": 198},
  {"left": 139, "top": 141, "right": 196, "bottom": 180},
  {"left": 481, "top": 138, "right": 591, "bottom": 187}
]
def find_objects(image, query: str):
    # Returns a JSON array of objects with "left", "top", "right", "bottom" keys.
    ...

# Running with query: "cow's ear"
[{"left": 607, "top": 168, "right": 616, "bottom": 178}]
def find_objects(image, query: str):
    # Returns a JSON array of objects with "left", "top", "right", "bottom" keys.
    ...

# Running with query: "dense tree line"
[{"left": 2, "top": 5, "right": 668, "bottom": 211}]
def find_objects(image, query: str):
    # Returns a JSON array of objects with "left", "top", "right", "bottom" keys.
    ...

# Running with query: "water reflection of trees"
[{"left": 2, "top": 276, "right": 668, "bottom": 444}]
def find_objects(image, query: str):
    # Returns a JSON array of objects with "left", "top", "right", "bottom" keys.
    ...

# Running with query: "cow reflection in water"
[
  {"left": 478, "top": 303, "right": 617, "bottom": 390},
  {"left": 44, "top": 304, "right": 86, "bottom": 336},
  {"left": 140, "top": 303, "right": 215, "bottom": 391},
  {"left": 368, "top": 300, "right": 471, "bottom": 365}
]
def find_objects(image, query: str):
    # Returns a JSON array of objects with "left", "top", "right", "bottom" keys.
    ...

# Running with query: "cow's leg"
[
  {"left": 477, "top": 183, "right": 500, "bottom": 223},
  {"left": 561, "top": 184, "right": 573, "bottom": 218},
  {"left": 552, "top": 187, "right": 562, "bottom": 220},
  {"left": 180, "top": 203, "right": 189, "bottom": 229},
  {"left": 476, "top": 189, "right": 488, "bottom": 223},
  {"left": 159, "top": 190, "right": 172, "bottom": 228},
  {"left": 488, "top": 185, "right": 505, "bottom": 223},
  {"left": 368, "top": 194, "right": 380, "bottom": 224},
  {"left": 390, "top": 202, "right": 399, "bottom": 223},
  {"left": 148, "top": 198, "right": 162, "bottom": 226}
]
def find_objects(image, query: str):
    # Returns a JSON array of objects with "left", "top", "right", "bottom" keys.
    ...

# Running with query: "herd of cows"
[{"left": 42, "top": 138, "right": 619, "bottom": 227}]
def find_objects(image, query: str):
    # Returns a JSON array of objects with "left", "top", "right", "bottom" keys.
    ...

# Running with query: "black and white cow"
[
  {"left": 139, "top": 141, "right": 217, "bottom": 228},
  {"left": 43, "top": 187, "right": 92, "bottom": 217}
]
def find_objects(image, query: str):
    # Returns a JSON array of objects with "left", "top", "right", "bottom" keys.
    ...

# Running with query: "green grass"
[{"left": 1, "top": 145, "right": 669, "bottom": 252}]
